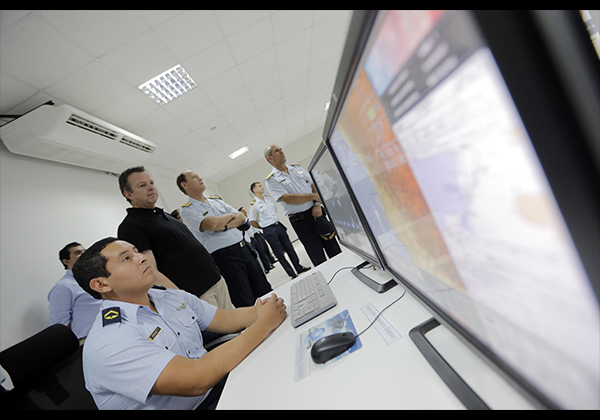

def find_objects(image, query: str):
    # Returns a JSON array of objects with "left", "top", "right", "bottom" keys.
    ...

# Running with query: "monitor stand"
[
  {"left": 351, "top": 261, "right": 397, "bottom": 293},
  {"left": 409, "top": 318, "right": 490, "bottom": 410}
]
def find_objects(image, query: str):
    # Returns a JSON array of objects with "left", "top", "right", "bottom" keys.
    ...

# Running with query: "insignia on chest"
[
  {"left": 148, "top": 326, "right": 162, "bottom": 341},
  {"left": 177, "top": 301, "right": 187, "bottom": 310}
]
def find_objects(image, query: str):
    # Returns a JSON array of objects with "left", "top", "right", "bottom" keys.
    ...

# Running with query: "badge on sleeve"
[{"left": 102, "top": 307, "right": 122, "bottom": 327}]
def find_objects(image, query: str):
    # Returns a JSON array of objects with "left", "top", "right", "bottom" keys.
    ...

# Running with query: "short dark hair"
[
  {"left": 176, "top": 171, "right": 189, "bottom": 195},
  {"left": 118, "top": 166, "right": 146, "bottom": 203},
  {"left": 59, "top": 242, "right": 81, "bottom": 269},
  {"left": 250, "top": 182, "right": 260, "bottom": 193},
  {"left": 72, "top": 237, "right": 118, "bottom": 300}
]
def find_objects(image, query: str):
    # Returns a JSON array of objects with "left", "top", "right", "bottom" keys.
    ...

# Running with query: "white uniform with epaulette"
[
  {"left": 179, "top": 195, "right": 243, "bottom": 254},
  {"left": 263, "top": 164, "right": 314, "bottom": 216},
  {"left": 179, "top": 195, "right": 272, "bottom": 308}
]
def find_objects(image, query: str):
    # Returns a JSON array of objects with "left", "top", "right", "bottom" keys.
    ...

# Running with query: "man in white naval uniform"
[
  {"left": 263, "top": 145, "right": 341, "bottom": 267},
  {"left": 177, "top": 170, "right": 272, "bottom": 308},
  {"left": 249, "top": 181, "right": 310, "bottom": 279}
]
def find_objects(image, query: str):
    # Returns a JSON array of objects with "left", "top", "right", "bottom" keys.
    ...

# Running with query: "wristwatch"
[{"left": 313, "top": 201, "right": 322, "bottom": 207}]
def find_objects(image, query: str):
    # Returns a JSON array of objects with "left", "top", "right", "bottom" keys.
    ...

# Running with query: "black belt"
[
  {"left": 288, "top": 208, "right": 313, "bottom": 223},
  {"left": 211, "top": 240, "right": 246, "bottom": 255}
]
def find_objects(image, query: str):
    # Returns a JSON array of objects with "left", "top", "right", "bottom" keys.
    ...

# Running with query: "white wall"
[{"left": 0, "top": 128, "right": 320, "bottom": 351}]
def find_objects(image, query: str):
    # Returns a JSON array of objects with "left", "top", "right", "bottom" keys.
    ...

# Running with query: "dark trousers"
[
  {"left": 251, "top": 232, "right": 274, "bottom": 269},
  {"left": 262, "top": 222, "right": 303, "bottom": 277},
  {"left": 289, "top": 209, "right": 342, "bottom": 267},
  {"left": 211, "top": 241, "right": 272, "bottom": 307}
]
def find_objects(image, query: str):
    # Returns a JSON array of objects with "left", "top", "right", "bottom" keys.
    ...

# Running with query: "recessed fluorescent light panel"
[
  {"left": 228, "top": 146, "right": 249, "bottom": 159},
  {"left": 138, "top": 64, "right": 197, "bottom": 106}
]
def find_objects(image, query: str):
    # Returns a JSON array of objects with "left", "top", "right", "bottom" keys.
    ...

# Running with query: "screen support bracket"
[
  {"left": 409, "top": 317, "right": 490, "bottom": 410},
  {"left": 351, "top": 261, "right": 396, "bottom": 293}
]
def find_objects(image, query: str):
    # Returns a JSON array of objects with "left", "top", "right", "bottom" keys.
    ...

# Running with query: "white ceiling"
[{"left": 0, "top": 10, "right": 352, "bottom": 182}]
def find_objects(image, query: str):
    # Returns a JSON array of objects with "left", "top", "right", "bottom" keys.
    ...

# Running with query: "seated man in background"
[
  {"left": 48, "top": 241, "right": 102, "bottom": 343},
  {"left": 72, "top": 237, "right": 286, "bottom": 410}
]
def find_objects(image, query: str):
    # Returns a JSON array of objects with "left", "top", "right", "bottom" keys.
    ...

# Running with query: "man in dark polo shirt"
[{"left": 117, "top": 166, "right": 234, "bottom": 310}]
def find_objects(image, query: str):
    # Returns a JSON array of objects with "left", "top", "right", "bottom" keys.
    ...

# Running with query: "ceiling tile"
[
  {"left": 154, "top": 11, "right": 224, "bottom": 61},
  {"left": 274, "top": 28, "right": 312, "bottom": 66},
  {"left": 213, "top": 10, "right": 271, "bottom": 37},
  {"left": 271, "top": 10, "right": 313, "bottom": 43},
  {"left": 199, "top": 67, "right": 244, "bottom": 101},
  {"left": 93, "top": 88, "right": 159, "bottom": 128},
  {"left": 43, "top": 60, "right": 131, "bottom": 112},
  {"left": 38, "top": 10, "right": 149, "bottom": 58},
  {"left": 148, "top": 121, "right": 192, "bottom": 147},
  {"left": 225, "top": 18, "right": 273, "bottom": 64},
  {"left": 237, "top": 47, "right": 278, "bottom": 84},
  {"left": 181, "top": 40, "right": 236, "bottom": 86},
  {"left": 98, "top": 30, "right": 179, "bottom": 86},
  {"left": 125, "top": 108, "right": 178, "bottom": 139},
  {"left": 0, "top": 14, "right": 93, "bottom": 90},
  {"left": 213, "top": 86, "right": 251, "bottom": 114},
  {"left": 181, "top": 103, "right": 222, "bottom": 131},
  {"left": 245, "top": 69, "right": 280, "bottom": 98},
  {"left": 161, "top": 86, "right": 211, "bottom": 119},
  {"left": 0, "top": 73, "right": 38, "bottom": 113}
]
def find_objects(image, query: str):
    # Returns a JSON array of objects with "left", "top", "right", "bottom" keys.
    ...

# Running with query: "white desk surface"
[{"left": 217, "top": 251, "right": 536, "bottom": 410}]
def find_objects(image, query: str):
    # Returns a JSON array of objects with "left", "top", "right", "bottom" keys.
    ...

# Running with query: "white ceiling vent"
[{"left": 0, "top": 104, "right": 156, "bottom": 173}]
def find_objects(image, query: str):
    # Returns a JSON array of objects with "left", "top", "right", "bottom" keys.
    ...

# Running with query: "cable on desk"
[
  {"left": 356, "top": 289, "right": 407, "bottom": 338},
  {"left": 326, "top": 266, "right": 355, "bottom": 285},
  {"left": 326, "top": 263, "right": 374, "bottom": 285}
]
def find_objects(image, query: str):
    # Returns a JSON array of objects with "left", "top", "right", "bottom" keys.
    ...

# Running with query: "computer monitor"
[
  {"left": 308, "top": 143, "right": 395, "bottom": 292},
  {"left": 323, "top": 10, "right": 599, "bottom": 410}
]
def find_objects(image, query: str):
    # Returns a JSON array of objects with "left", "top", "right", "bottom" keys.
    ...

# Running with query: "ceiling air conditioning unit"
[{"left": 0, "top": 103, "right": 156, "bottom": 173}]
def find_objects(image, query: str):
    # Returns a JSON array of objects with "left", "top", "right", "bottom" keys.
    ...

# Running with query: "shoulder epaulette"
[
  {"left": 102, "top": 307, "right": 121, "bottom": 327},
  {"left": 207, "top": 195, "right": 221, "bottom": 200},
  {"left": 250, "top": 199, "right": 255, "bottom": 206},
  {"left": 290, "top": 163, "right": 300, "bottom": 166},
  {"left": 181, "top": 202, "right": 192, "bottom": 207},
  {"left": 265, "top": 172, "right": 274, "bottom": 180}
]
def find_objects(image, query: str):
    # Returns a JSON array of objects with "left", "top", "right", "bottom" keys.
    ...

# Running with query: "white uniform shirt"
[
  {"left": 82, "top": 288, "right": 217, "bottom": 410},
  {"left": 47, "top": 270, "right": 102, "bottom": 338},
  {"left": 264, "top": 164, "right": 314, "bottom": 216},
  {"left": 180, "top": 196, "right": 243, "bottom": 253},
  {"left": 249, "top": 195, "right": 279, "bottom": 228}
]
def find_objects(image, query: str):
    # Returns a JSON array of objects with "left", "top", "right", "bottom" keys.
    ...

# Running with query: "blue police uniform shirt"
[
  {"left": 249, "top": 195, "right": 279, "bottom": 228},
  {"left": 180, "top": 196, "right": 244, "bottom": 254},
  {"left": 264, "top": 164, "right": 315, "bottom": 216},
  {"left": 47, "top": 270, "right": 102, "bottom": 338},
  {"left": 82, "top": 288, "right": 217, "bottom": 410}
]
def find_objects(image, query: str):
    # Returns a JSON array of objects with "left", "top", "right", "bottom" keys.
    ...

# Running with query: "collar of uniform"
[
  {"left": 186, "top": 196, "right": 211, "bottom": 208},
  {"left": 253, "top": 195, "right": 265, "bottom": 204},
  {"left": 101, "top": 289, "right": 166, "bottom": 324},
  {"left": 271, "top": 165, "right": 290, "bottom": 178},
  {"left": 126, "top": 206, "right": 167, "bottom": 217}
]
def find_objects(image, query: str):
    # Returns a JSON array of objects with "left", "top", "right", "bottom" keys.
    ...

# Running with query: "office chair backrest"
[
  {"left": 0, "top": 324, "right": 79, "bottom": 389},
  {"left": 0, "top": 324, "right": 97, "bottom": 409}
]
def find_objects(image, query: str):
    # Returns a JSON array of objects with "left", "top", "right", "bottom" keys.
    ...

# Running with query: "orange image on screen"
[{"left": 338, "top": 68, "right": 463, "bottom": 290}]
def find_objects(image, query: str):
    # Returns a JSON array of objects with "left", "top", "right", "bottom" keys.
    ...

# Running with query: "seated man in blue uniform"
[{"left": 72, "top": 237, "right": 286, "bottom": 410}]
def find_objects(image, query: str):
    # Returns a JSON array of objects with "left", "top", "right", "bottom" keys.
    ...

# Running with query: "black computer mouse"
[{"left": 310, "top": 331, "right": 356, "bottom": 364}]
